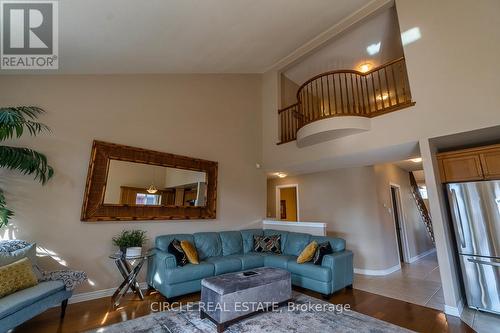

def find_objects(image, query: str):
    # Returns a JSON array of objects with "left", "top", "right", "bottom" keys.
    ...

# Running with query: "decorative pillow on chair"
[
  {"left": 167, "top": 239, "right": 188, "bottom": 266},
  {"left": 313, "top": 241, "right": 333, "bottom": 265},
  {"left": 180, "top": 240, "right": 199, "bottom": 264},
  {"left": 297, "top": 241, "right": 318, "bottom": 264},
  {"left": 0, "top": 257, "right": 38, "bottom": 298},
  {"left": 253, "top": 235, "right": 281, "bottom": 254}
]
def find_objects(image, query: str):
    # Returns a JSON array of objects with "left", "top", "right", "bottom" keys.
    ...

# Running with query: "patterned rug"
[{"left": 89, "top": 292, "right": 414, "bottom": 332}]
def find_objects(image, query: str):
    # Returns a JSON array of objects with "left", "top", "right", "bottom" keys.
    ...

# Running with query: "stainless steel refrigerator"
[{"left": 447, "top": 180, "right": 500, "bottom": 314}]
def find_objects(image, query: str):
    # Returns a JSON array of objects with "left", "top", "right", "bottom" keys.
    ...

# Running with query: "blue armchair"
[{"left": 0, "top": 242, "right": 72, "bottom": 333}]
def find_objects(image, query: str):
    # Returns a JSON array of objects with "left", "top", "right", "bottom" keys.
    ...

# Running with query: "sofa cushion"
[
  {"left": 0, "top": 280, "right": 64, "bottom": 320},
  {"left": 165, "top": 263, "right": 214, "bottom": 284},
  {"left": 219, "top": 231, "right": 243, "bottom": 256},
  {"left": 156, "top": 234, "right": 194, "bottom": 252},
  {"left": 283, "top": 232, "right": 311, "bottom": 256},
  {"left": 204, "top": 256, "right": 242, "bottom": 275},
  {"left": 263, "top": 229, "right": 288, "bottom": 253},
  {"left": 264, "top": 255, "right": 296, "bottom": 269},
  {"left": 193, "top": 233, "right": 222, "bottom": 260},
  {"left": 0, "top": 258, "right": 38, "bottom": 298},
  {"left": 240, "top": 229, "right": 263, "bottom": 253},
  {"left": 310, "top": 236, "right": 345, "bottom": 252},
  {"left": 287, "top": 261, "right": 332, "bottom": 282},
  {"left": 237, "top": 254, "right": 265, "bottom": 270}
]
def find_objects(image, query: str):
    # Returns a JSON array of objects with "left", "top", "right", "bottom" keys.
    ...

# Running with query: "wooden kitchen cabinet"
[
  {"left": 480, "top": 148, "right": 500, "bottom": 179},
  {"left": 437, "top": 143, "right": 500, "bottom": 183}
]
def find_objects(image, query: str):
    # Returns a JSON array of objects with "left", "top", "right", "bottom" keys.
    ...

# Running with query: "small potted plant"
[{"left": 112, "top": 230, "right": 147, "bottom": 258}]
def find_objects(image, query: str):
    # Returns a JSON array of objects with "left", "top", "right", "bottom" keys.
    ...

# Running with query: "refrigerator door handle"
[
  {"left": 450, "top": 189, "right": 467, "bottom": 248},
  {"left": 467, "top": 258, "right": 500, "bottom": 267}
]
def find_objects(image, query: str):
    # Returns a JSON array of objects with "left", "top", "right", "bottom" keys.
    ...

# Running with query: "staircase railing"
[
  {"left": 278, "top": 57, "right": 414, "bottom": 144},
  {"left": 278, "top": 103, "right": 301, "bottom": 144},
  {"left": 409, "top": 171, "right": 435, "bottom": 244}
]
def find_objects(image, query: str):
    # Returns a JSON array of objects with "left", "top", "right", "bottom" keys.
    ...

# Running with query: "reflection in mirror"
[{"left": 103, "top": 160, "right": 207, "bottom": 207}]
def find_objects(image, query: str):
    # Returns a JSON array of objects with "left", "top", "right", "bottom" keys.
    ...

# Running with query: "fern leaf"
[
  {"left": 0, "top": 107, "right": 49, "bottom": 141},
  {"left": 0, "top": 146, "right": 54, "bottom": 184}
]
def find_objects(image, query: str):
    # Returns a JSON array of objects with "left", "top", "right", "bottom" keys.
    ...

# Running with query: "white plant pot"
[{"left": 125, "top": 247, "right": 142, "bottom": 258}]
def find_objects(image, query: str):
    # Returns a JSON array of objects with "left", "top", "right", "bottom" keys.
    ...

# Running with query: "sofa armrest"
[
  {"left": 321, "top": 250, "right": 354, "bottom": 292},
  {"left": 146, "top": 248, "right": 177, "bottom": 287}
]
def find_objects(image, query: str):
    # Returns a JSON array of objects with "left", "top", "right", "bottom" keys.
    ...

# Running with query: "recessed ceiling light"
[
  {"left": 410, "top": 157, "right": 422, "bottom": 163},
  {"left": 275, "top": 172, "right": 287, "bottom": 178}
]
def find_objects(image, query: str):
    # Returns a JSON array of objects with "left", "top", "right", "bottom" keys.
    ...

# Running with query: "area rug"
[{"left": 89, "top": 292, "right": 414, "bottom": 332}]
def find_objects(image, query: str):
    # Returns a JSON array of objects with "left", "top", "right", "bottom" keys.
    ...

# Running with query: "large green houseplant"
[{"left": 0, "top": 107, "right": 53, "bottom": 228}]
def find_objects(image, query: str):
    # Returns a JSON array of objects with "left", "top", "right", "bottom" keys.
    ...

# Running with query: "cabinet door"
[
  {"left": 440, "top": 155, "right": 484, "bottom": 182},
  {"left": 480, "top": 149, "right": 500, "bottom": 180}
]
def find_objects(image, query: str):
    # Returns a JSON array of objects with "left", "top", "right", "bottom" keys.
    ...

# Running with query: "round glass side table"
[{"left": 109, "top": 251, "right": 154, "bottom": 308}]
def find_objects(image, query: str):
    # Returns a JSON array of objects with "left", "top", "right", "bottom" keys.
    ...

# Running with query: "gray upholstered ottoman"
[{"left": 200, "top": 267, "right": 292, "bottom": 332}]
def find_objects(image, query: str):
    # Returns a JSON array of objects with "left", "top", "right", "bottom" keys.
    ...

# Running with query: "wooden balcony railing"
[
  {"left": 278, "top": 103, "right": 300, "bottom": 143},
  {"left": 278, "top": 57, "right": 414, "bottom": 144}
]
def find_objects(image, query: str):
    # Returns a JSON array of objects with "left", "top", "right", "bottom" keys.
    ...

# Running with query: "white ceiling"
[
  {"left": 284, "top": 6, "right": 402, "bottom": 85},
  {"left": 53, "top": 0, "right": 371, "bottom": 74}
]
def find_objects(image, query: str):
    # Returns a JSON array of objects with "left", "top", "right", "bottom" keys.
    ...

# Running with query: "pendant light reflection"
[{"left": 147, "top": 184, "right": 158, "bottom": 194}]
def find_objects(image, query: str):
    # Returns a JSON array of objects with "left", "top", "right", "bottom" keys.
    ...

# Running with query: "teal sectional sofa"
[{"left": 147, "top": 229, "right": 353, "bottom": 299}]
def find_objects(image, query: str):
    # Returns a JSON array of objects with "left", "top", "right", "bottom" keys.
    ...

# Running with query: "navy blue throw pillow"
[{"left": 168, "top": 239, "right": 188, "bottom": 266}]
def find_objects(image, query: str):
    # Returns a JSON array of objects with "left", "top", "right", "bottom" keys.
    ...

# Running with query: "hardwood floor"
[{"left": 13, "top": 287, "right": 473, "bottom": 333}]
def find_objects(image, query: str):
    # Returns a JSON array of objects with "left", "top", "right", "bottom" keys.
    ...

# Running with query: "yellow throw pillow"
[
  {"left": 0, "top": 257, "right": 38, "bottom": 298},
  {"left": 180, "top": 240, "right": 199, "bottom": 264},
  {"left": 297, "top": 241, "right": 318, "bottom": 264}
]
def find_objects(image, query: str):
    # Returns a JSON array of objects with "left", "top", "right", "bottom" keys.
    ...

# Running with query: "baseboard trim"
[
  {"left": 68, "top": 282, "right": 148, "bottom": 304},
  {"left": 408, "top": 248, "right": 436, "bottom": 264},
  {"left": 354, "top": 264, "right": 401, "bottom": 276},
  {"left": 444, "top": 298, "right": 464, "bottom": 317}
]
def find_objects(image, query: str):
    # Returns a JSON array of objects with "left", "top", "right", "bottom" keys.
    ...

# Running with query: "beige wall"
[
  {"left": 0, "top": 74, "right": 265, "bottom": 294},
  {"left": 267, "top": 163, "right": 432, "bottom": 271},
  {"left": 280, "top": 74, "right": 300, "bottom": 107}
]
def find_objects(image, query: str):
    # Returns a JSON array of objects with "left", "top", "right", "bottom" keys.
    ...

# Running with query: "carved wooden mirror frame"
[{"left": 81, "top": 140, "right": 217, "bottom": 221}]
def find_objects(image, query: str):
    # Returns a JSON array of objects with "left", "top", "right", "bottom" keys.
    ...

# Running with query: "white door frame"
[
  {"left": 389, "top": 183, "right": 411, "bottom": 263},
  {"left": 275, "top": 184, "right": 300, "bottom": 221}
]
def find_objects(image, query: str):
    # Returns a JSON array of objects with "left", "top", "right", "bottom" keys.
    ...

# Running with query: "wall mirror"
[{"left": 81, "top": 141, "right": 217, "bottom": 221}]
